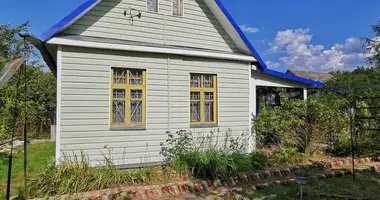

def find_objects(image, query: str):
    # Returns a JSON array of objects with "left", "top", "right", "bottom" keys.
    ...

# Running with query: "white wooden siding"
[
  {"left": 62, "top": 0, "right": 240, "bottom": 53},
  {"left": 252, "top": 70, "right": 310, "bottom": 88},
  {"left": 60, "top": 46, "right": 249, "bottom": 166}
]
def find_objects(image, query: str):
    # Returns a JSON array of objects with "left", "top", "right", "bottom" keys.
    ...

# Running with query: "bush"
[
  {"left": 250, "top": 151, "right": 268, "bottom": 170},
  {"left": 269, "top": 147, "right": 305, "bottom": 166},
  {"left": 160, "top": 130, "right": 252, "bottom": 179},
  {"left": 254, "top": 92, "right": 349, "bottom": 156},
  {"left": 328, "top": 133, "right": 352, "bottom": 157}
]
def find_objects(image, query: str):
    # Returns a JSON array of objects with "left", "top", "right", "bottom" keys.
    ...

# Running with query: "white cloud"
[
  {"left": 239, "top": 25, "right": 260, "bottom": 33},
  {"left": 265, "top": 61, "right": 281, "bottom": 69},
  {"left": 269, "top": 29, "right": 366, "bottom": 72}
]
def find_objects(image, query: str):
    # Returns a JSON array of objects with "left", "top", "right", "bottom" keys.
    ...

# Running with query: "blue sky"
[{"left": 1, "top": 0, "right": 379, "bottom": 72}]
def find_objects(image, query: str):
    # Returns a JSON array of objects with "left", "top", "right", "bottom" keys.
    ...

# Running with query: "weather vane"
[{"left": 124, "top": 7, "right": 142, "bottom": 25}]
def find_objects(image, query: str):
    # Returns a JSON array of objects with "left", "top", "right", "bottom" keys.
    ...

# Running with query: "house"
[
  {"left": 286, "top": 69, "right": 333, "bottom": 82},
  {"left": 30, "top": 0, "right": 323, "bottom": 167}
]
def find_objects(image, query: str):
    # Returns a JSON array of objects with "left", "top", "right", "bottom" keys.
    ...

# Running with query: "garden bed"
[{"left": 30, "top": 157, "right": 380, "bottom": 200}]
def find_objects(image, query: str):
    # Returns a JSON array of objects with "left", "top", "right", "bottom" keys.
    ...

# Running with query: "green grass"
[
  {"left": 0, "top": 142, "right": 54, "bottom": 199},
  {"left": 239, "top": 172, "right": 380, "bottom": 200}
]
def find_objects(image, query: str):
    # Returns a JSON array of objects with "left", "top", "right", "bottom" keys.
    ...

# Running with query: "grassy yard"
[
  {"left": 0, "top": 142, "right": 54, "bottom": 199},
  {"left": 240, "top": 172, "right": 380, "bottom": 200}
]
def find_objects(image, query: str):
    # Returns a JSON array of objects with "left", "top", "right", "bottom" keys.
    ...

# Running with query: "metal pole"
[
  {"left": 6, "top": 66, "right": 22, "bottom": 200},
  {"left": 22, "top": 35, "right": 28, "bottom": 195},
  {"left": 350, "top": 104, "right": 356, "bottom": 181}
]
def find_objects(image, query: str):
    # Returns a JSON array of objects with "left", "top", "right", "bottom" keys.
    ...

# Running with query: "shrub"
[
  {"left": 328, "top": 133, "right": 352, "bottom": 157},
  {"left": 254, "top": 92, "right": 349, "bottom": 156},
  {"left": 250, "top": 151, "right": 268, "bottom": 170},
  {"left": 269, "top": 147, "right": 305, "bottom": 166},
  {"left": 160, "top": 130, "right": 252, "bottom": 179}
]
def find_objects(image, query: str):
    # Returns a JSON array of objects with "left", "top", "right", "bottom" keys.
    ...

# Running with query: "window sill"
[
  {"left": 171, "top": 14, "right": 184, "bottom": 18},
  {"left": 190, "top": 124, "right": 218, "bottom": 128},
  {"left": 110, "top": 125, "right": 146, "bottom": 131}
]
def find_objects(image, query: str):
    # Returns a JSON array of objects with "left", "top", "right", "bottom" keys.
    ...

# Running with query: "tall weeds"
[{"left": 27, "top": 152, "right": 170, "bottom": 198}]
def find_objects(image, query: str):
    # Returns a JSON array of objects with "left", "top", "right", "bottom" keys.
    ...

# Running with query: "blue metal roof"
[
  {"left": 37, "top": 0, "right": 323, "bottom": 87},
  {"left": 39, "top": 0, "right": 100, "bottom": 42}
]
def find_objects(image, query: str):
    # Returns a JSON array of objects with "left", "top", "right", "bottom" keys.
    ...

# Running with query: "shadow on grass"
[{"left": 0, "top": 152, "right": 9, "bottom": 166}]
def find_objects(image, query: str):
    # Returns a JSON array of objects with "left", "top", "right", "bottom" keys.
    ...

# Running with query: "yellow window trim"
[
  {"left": 110, "top": 68, "right": 146, "bottom": 126},
  {"left": 190, "top": 74, "right": 218, "bottom": 125}
]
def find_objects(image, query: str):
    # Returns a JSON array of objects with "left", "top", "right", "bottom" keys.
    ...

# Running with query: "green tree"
[
  {"left": 365, "top": 21, "right": 380, "bottom": 65},
  {"left": 254, "top": 93, "right": 349, "bottom": 156},
  {"left": 0, "top": 23, "right": 29, "bottom": 68},
  {"left": 0, "top": 23, "right": 56, "bottom": 139}
]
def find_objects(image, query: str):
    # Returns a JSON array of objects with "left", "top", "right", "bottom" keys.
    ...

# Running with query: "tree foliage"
[
  {"left": 365, "top": 21, "right": 380, "bottom": 66},
  {"left": 254, "top": 93, "right": 349, "bottom": 156},
  {"left": 0, "top": 23, "right": 56, "bottom": 140}
]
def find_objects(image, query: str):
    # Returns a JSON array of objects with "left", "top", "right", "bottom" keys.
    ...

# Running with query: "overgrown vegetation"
[
  {"left": 26, "top": 152, "right": 177, "bottom": 198},
  {"left": 0, "top": 142, "right": 55, "bottom": 199},
  {"left": 160, "top": 130, "right": 306, "bottom": 179},
  {"left": 240, "top": 172, "right": 380, "bottom": 200},
  {"left": 0, "top": 23, "right": 56, "bottom": 140},
  {"left": 160, "top": 130, "right": 251, "bottom": 179},
  {"left": 254, "top": 92, "right": 349, "bottom": 157}
]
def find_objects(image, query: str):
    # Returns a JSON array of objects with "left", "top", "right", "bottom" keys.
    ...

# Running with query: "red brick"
[
  {"left": 169, "top": 185, "right": 177, "bottom": 195},
  {"left": 161, "top": 186, "right": 168, "bottom": 194},
  {"left": 207, "top": 180, "right": 214, "bottom": 188},
  {"left": 128, "top": 192, "right": 143, "bottom": 200},
  {"left": 194, "top": 183, "right": 203, "bottom": 193},
  {"left": 88, "top": 195, "right": 100, "bottom": 200},
  {"left": 144, "top": 189, "right": 159, "bottom": 199}
]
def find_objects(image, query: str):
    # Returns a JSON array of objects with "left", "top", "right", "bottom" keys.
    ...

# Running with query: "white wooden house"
[{"left": 30, "top": 0, "right": 323, "bottom": 167}]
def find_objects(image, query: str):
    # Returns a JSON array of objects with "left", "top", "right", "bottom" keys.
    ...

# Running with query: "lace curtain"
[
  {"left": 147, "top": 0, "right": 158, "bottom": 12},
  {"left": 173, "top": 0, "right": 183, "bottom": 16}
]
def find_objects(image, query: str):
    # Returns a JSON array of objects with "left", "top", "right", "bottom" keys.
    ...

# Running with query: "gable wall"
[
  {"left": 59, "top": 46, "right": 250, "bottom": 166},
  {"left": 62, "top": 0, "right": 240, "bottom": 53}
]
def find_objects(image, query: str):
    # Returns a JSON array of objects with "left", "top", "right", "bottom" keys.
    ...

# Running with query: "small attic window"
[
  {"left": 147, "top": 0, "right": 158, "bottom": 12},
  {"left": 173, "top": 0, "right": 184, "bottom": 16}
]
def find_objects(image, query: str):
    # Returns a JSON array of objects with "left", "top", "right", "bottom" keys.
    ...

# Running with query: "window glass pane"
[
  {"left": 113, "top": 100, "right": 125, "bottom": 123},
  {"left": 203, "top": 75, "right": 213, "bottom": 88},
  {"left": 130, "top": 100, "right": 142, "bottom": 123},
  {"left": 131, "top": 90, "right": 143, "bottom": 99},
  {"left": 147, "top": 0, "right": 158, "bottom": 12},
  {"left": 130, "top": 90, "right": 143, "bottom": 123},
  {"left": 191, "top": 92, "right": 200, "bottom": 100},
  {"left": 113, "top": 89, "right": 125, "bottom": 99},
  {"left": 190, "top": 92, "right": 200, "bottom": 122},
  {"left": 129, "top": 70, "right": 143, "bottom": 85},
  {"left": 190, "top": 74, "right": 201, "bottom": 88},
  {"left": 173, "top": 0, "right": 183, "bottom": 16},
  {"left": 204, "top": 92, "right": 214, "bottom": 122},
  {"left": 204, "top": 101, "right": 214, "bottom": 122},
  {"left": 204, "top": 92, "right": 213, "bottom": 101},
  {"left": 113, "top": 69, "right": 127, "bottom": 84}
]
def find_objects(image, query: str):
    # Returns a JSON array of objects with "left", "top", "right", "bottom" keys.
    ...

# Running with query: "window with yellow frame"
[
  {"left": 190, "top": 74, "right": 217, "bottom": 126},
  {"left": 111, "top": 68, "right": 146, "bottom": 128}
]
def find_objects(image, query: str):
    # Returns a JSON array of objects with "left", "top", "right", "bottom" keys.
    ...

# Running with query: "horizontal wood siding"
[
  {"left": 62, "top": 0, "right": 240, "bottom": 53},
  {"left": 60, "top": 46, "right": 249, "bottom": 166}
]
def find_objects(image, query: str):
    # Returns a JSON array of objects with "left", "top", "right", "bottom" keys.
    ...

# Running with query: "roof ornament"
[{"left": 124, "top": 7, "right": 142, "bottom": 25}]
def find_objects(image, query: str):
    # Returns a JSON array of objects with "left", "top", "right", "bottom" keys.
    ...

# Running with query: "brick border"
[{"left": 34, "top": 157, "right": 379, "bottom": 200}]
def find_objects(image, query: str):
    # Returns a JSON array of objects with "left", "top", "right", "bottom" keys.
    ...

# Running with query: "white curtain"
[{"left": 147, "top": 0, "right": 158, "bottom": 12}]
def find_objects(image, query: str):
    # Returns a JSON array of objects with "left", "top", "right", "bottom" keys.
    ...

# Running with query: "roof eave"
[
  {"left": 27, "top": 35, "right": 57, "bottom": 76},
  {"left": 265, "top": 69, "right": 324, "bottom": 87},
  {"left": 39, "top": 0, "right": 102, "bottom": 42}
]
